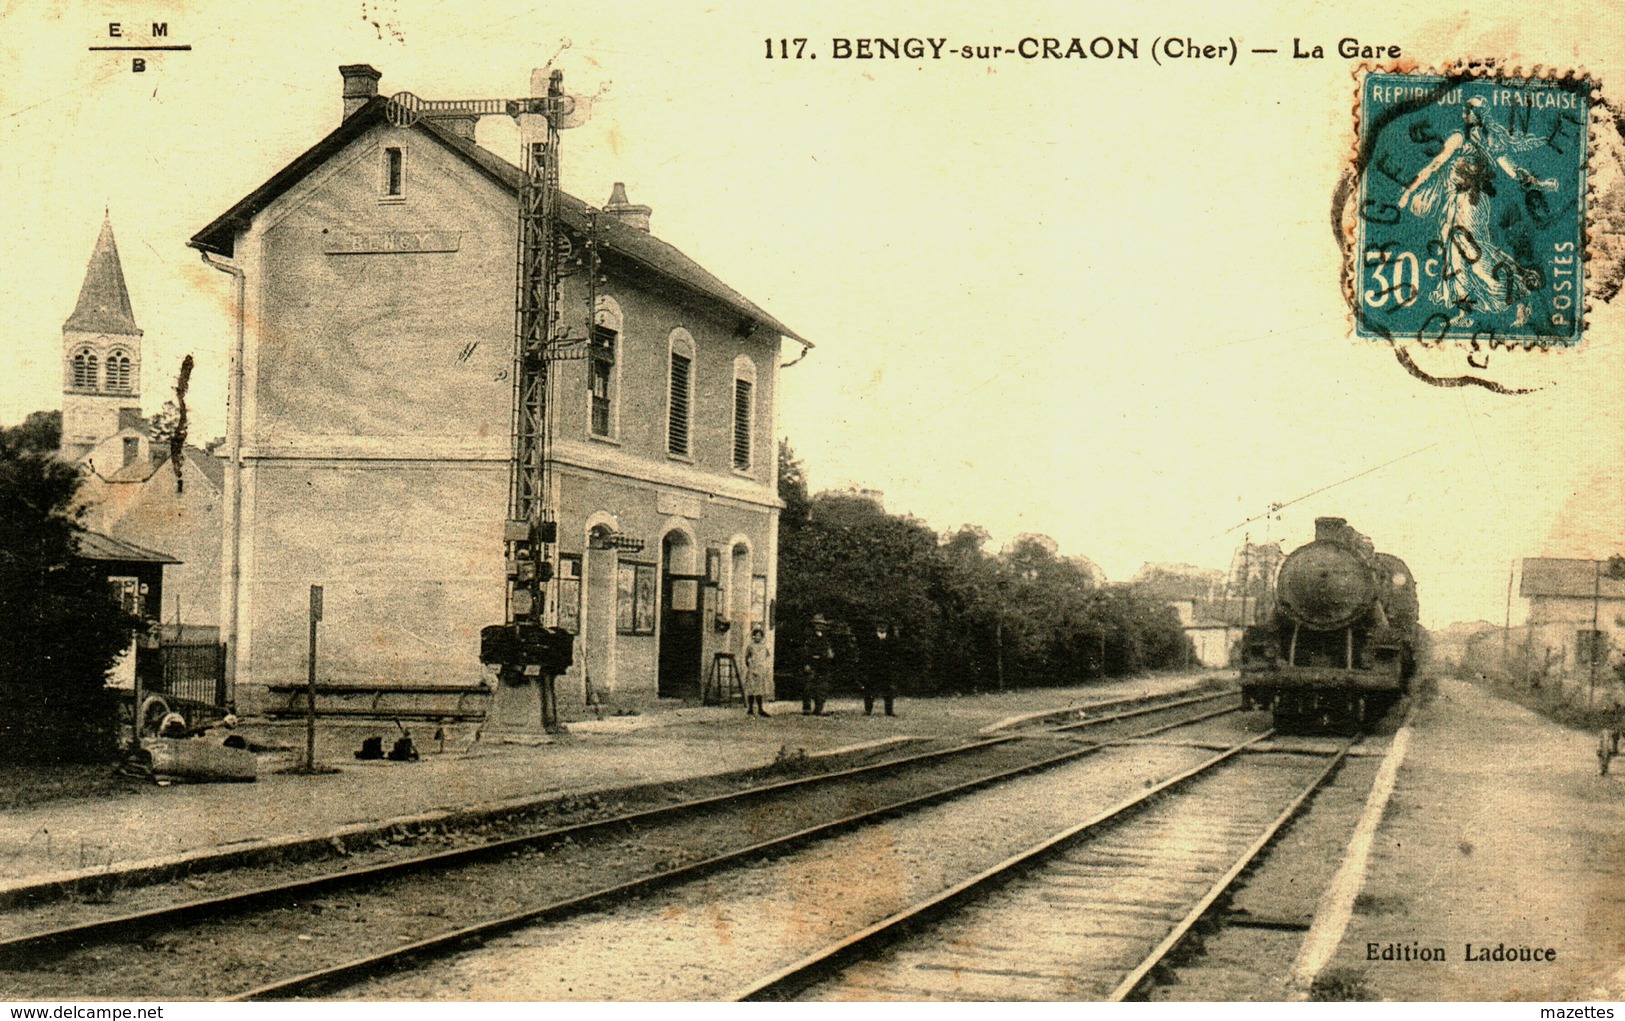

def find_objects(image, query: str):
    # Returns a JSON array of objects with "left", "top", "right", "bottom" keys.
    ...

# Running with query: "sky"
[{"left": 1, "top": 0, "right": 1621, "bottom": 629}]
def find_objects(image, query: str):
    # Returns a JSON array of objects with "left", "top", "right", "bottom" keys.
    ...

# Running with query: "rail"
[
  {"left": 0, "top": 686, "right": 1242, "bottom": 998},
  {"left": 734, "top": 731, "right": 1274, "bottom": 1001}
]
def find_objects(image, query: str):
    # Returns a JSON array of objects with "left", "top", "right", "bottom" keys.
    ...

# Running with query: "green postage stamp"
[{"left": 1354, "top": 70, "right": 1592, "bottom": 348}]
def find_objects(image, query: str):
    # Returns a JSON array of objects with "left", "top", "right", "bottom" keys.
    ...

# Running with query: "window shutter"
[
  {"left": 732, "top": 379, "right": 752, "bottom": 469},
  {"left": 668, "top": 353, "right": 691, "bottom": 456},
  {"left": 589, "top": 326, "right": 615, "bottom": 437}
]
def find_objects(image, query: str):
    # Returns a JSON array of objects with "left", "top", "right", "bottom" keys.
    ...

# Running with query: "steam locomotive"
[{"left": 1240, "top": 517, "right": 1418, "bottom": 731}]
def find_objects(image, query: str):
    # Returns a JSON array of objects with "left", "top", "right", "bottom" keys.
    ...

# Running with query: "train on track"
[{"left": 1240, "top": 517, "right": 1418, "bottom": 731}]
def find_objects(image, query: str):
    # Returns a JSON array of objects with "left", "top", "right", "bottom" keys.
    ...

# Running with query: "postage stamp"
[{"left": 1352, "top": 70, "right": 1592, "bottom": 349}]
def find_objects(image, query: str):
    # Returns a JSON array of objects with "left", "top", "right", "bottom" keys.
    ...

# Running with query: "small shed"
[
  {"left": 77, "top": 530, "right": 178, "bottom": 624},
  {"left": 77, "top": 530, "right": 178, "bottom": 694}
]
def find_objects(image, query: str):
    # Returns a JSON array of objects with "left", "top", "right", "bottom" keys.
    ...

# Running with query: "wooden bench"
[{"left": 264, "top": 683, "right": 492, "bottom": 722}]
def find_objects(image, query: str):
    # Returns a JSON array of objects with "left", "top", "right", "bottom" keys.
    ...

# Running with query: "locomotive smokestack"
[{"left": 1314, "top": 516, "right": 1347, "bottom": 542}]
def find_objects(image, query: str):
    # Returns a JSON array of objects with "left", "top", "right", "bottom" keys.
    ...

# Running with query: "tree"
[
  {"left": 6, "top": 410, "right": 60, "bottom": 455},
  {"left": 777, "top": 489, "right": 943, "bottom": 694},
  {"left": 778, "top": 439, "right": 810, "bottom": 530},
  {"left": 773, "top": 448, "right": 1195, "bottom": 697},
  {"left": 935, "top": 526, "right": 1003, "bottom": 692},
  {"left": 147, "top": 355, "right": 194, "bottom": 494},
  {"left": 0, "top": 415, "right": 139, "bottom": 762}
]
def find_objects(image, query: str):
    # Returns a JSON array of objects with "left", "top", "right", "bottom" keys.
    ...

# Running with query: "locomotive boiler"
[{"left": 1240, "top": 517, "right": 1418, "bottom": 730}]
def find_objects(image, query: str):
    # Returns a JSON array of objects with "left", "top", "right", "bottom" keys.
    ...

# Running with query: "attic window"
[{"left": 382, "top": 146, "right": 405, "bottom": 199}]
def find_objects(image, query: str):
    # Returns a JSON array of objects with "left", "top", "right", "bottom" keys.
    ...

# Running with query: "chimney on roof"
[
  {"left": 340, "top": 64, "right": 382, "bottom": 121},
  {"left": 603, "top": 182, "right": 652, "bottom": 232}
]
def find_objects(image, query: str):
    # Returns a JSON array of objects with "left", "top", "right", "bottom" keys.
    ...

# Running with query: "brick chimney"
[
  {"left": 603, "top": 182, "right": 652, "bottom": 232},
  {"left": 340, "top": 64, "right": 382, "bottom": 121}
]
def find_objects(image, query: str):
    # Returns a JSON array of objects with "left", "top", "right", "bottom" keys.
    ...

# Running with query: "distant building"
[
  {"left": 1132, "top": 563, "right": 1223, "bottom": 603},
  {"left": 189, "top": 65, "right": 805, "bottom": 712},
  {"left": 1134, "top": 560, "right": 1261, "bottom": 668},
  {"left": 59, "top": 217, "right": 223, "bottom": 630},
  {"left": 60, "top": 218, "right": 144, "bottom": 463},
  {"left": 1516, "top": 557, "right": 1625, "bottom": 678}
]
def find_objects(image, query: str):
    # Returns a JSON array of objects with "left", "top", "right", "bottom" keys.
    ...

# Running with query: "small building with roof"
[
  {"left": 76, "top": 530, "right": 178, "bottom": 691},
  {"left": 1516, "top": 556, "right": 1625, "bottom": 680}
]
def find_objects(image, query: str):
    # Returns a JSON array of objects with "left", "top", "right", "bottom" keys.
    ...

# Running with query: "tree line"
[{"left": 775, "top": 442, "right": 1194, "bottom": 694}]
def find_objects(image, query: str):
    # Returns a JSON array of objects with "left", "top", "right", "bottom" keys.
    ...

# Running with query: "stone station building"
[{"left": 188, "top": 65, "right": 807, "bottom": 715}]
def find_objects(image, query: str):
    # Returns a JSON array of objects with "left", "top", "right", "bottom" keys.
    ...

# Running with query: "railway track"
[
  {"left": 0, "top": 686, "right": 1243, "bottom": 1000},
  {"left": 738, "top": 733, "right": 1354, "bottom": 1001}
]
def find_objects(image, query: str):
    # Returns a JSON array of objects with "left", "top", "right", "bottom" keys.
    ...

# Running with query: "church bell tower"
[{"left": 61, "top": 216, "right": 143, "bottom": 460}]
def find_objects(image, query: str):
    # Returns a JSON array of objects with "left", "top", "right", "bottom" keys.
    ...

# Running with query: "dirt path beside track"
[{"left": 1320, "top": 678, "right": 1625, "bottom": 1000}]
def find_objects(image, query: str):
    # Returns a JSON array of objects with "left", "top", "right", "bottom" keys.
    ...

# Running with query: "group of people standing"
[{"left": 741, "top": 615, "right": 900, "bottom": 718}]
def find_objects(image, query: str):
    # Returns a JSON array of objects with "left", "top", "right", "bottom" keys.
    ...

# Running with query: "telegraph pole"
[
  {"left": 1503, "top": 559, "right": 1513, "bottom": 664},
  {"left": 1240, "top": 535, "right": 1252, "bottom": 628},
  {"left": 1591, "top": 559, "right": 1601, "bottom": 707}
]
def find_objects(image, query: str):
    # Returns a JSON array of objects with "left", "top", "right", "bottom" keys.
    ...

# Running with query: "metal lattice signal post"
[
  {"left": 385, "top": 71, "right": 589, "bottom": 728},
  {"left": 508, "top": 71, "right": 566, "bottom": 626}
]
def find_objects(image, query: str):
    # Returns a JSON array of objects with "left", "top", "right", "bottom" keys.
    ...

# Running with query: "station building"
[
  {"left": 1516, "top": 557, "right": 1625, "bottom": 679},
  {"left": 188, "top": 65, "right": 806, "bottom": 713}
]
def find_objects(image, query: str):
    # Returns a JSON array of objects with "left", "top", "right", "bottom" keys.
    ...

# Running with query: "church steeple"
[
  {"left": 61, "top": 216, "right": 144, "bottom": 461},
  {"left": 64, "top": 217, "right": 142, "bottom": 337}
]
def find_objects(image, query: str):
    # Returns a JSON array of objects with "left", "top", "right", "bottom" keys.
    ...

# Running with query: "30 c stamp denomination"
[{"left": 1353, "top": 70, "right": 1592, "bottom": 350}]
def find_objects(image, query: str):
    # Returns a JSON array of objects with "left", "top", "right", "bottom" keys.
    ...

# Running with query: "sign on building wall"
[{"left": 322, "top": 230, "right": 462, "bottom": 255}]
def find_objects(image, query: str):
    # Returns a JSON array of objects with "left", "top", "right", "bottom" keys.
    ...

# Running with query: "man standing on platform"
[
  {"left": 864, "top": 622, "right": 900, "bottom": 717},
  {"left": 801, "top": 615, "right": 836, "bottom": 715}
]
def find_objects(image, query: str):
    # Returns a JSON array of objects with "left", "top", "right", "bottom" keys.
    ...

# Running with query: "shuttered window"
[
  {"left": 589, "top": 325, "right": 615, "bottom": 437},
  {"left": 107, "top": 353, "right": 131, "bottom": 393},
  {"left": 668, "top": 352, "right": 692, "bottom": 456},
  {"left": 72, "top": 350, "right": 96, "bottom": 390},
  {"left": 732, "top": 379, "right": 752, "bottom": 470}
]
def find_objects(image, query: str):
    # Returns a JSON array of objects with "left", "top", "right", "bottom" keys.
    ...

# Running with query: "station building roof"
[
  {"left": 1520, "top": 557, "right": 1625, "bottom": 600},
  {"left": 188, "top": 96, "right": 808, "bottom": 345}
]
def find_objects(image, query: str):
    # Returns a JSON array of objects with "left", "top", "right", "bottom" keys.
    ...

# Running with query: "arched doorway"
[{"left": 658, "top": 529, "right": 703, "bottom": 699}]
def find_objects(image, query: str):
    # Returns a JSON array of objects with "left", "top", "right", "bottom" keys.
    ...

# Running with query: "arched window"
[
  {"left": 732, "top": 356, "right": 757, "bottom": 472},
  {"left": 106, "top": 351, "right": 132, "bottom": 393},
  {"left": 72, "top": 350, "right": 98, "bottom": 390},
  {"left": 380, "top": 145, "right": 406, "bottom": 200},
  {"left": 667, "top": 329, "right": 695, "bottom": 457},
  {"left": 589, "top": 297, "right": 622, "bottom": 438}
]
